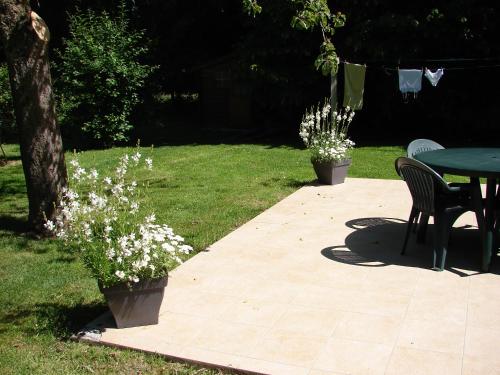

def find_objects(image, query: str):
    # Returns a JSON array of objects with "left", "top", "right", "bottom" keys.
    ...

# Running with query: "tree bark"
[{"left": 0, "top": 0, "right": 67, "bottom": 232}]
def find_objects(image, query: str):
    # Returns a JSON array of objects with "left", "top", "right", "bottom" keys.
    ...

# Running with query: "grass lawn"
[{"left": 0, "top": 143, "right": 405, "bottom": 374}]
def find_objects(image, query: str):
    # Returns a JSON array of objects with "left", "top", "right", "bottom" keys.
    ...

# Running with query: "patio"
[{"left": 78, "top": 177, "right": 500, "bottom": 375}]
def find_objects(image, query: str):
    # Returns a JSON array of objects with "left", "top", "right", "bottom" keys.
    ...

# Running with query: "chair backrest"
[
  {"left": 407, "top": 139, "right": 444, "bottom": 158},
  {"left": 395, "top": 157, "right": 450, "bottom": 214}
]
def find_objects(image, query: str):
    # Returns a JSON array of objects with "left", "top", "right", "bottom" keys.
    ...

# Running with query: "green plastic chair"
[
  {"left": 407, "top": 139, "right": 444, "bottom": 159},
  {"left": 395, "top": 157, "right": 481, "bottom": 271},
  {"left": 406, "top": 139, "right": 465, "bottom": 243}
]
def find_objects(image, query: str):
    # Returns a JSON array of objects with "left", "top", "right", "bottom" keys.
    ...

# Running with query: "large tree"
[{"left": 0, "top": 0, "right": 67, "bottom": 232}]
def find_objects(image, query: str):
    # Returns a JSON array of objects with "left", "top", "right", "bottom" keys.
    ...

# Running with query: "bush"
[
  {"left": 0, "top": 64, "right": 16, "bottom": 142},
  {"left": 56, "top": 4, "right": 155, "bottom": 148}
]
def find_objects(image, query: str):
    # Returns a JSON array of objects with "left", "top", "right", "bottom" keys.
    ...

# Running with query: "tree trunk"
[{"left": 0, "top": 0, "right": 67, "bottom": 232}]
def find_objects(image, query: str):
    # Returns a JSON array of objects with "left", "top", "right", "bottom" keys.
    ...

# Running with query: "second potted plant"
[{"left": 299, "top": 99, "right": 355, "bottom": 185}]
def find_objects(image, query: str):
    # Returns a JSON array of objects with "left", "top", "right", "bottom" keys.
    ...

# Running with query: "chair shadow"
[{"left": 321, "top": 217, "right": 500, "bottom": 276}]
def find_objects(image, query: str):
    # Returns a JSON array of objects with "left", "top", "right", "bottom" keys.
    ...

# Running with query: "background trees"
[{"left": 3, "top": 0, "right": 500, "bottom": 149}]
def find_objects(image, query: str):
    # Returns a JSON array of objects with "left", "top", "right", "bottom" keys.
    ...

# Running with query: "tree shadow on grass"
[
  {"left": 0, "top": 301, "right": 107, "bottom": 339},
  {"left": 321, "top": 217, "right": 500, "bottom": 276},
  {"left": 0, "top": 215, "right": 29, "bottom": 234},
  {"left": 284, "top": 178, "right": 317, "bottom": 188},
  {"left": 260, "top": 177, "right": 316, "bottom": 189}
]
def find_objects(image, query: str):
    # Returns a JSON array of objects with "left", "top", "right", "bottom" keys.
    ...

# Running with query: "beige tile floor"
[{"left": 78, "top": 178, "right": 500, "bottom": 375}]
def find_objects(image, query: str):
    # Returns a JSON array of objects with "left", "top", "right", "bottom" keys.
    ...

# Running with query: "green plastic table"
[{"left": 414, "top": 148, "right": 500, "bottom": 271}]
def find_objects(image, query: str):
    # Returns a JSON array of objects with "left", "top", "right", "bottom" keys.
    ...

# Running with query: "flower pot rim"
[
  {"left": 98, "top": 275, "right": 168, "bottom": 294},
  {"left": 311, "top": 158, "right": 352, "bottom": 166}
]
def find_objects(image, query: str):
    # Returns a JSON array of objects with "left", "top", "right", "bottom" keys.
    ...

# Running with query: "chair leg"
[
  {"left": 432, "top": 214, "right": 449, "bottom": 271},
  {"left": 412, "top": 212, "right": 420, "bottom": 233},
  {"left": 402, "top": 207, "right": 419, "bottom": 255},
  {"left": 416, "top": 214, "right": 429, "bottom": 244}
]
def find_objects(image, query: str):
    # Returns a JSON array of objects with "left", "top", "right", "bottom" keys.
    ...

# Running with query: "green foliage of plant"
[
  {"left": 244, "top": 0, "right": 346, "bottom": 75},
  {"left": 290, "top": 0, "right": 346, "bottom": 75},
  {"left": 243, "top": 0, "right": 262, "bottom": 16},
  {"left": 0, "top": 64, "right": 15, "bottom": 138},
  {"left": 56, "top": 4, "right": 155, "bottom": 147}
]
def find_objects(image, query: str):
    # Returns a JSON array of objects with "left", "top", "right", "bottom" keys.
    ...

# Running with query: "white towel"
[{"left": 398, "top": 69, "right": 423, "bottom": 94}]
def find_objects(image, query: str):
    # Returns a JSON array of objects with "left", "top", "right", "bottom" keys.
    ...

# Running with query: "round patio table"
[{"left": 414, "top": 148, "right": 500, "bottom": 271}]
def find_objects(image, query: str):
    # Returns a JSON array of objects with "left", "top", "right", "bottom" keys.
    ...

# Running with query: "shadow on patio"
[{"left": 321, "top": 217, "right": 500, "bottom": 276}]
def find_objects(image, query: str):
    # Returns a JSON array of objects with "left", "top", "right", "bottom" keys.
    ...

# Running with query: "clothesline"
[
  {"left": 339, "top": 58, "right": 500, "bottom": 71},
  {"left": 380, "top": 64, "right": 500, "bottom": 71},
  {"left": 342, "top": 56, "right": 500, "bottom": 63},
  {"left": 336, "top": 56, "right": 500, "bottom": 108}
]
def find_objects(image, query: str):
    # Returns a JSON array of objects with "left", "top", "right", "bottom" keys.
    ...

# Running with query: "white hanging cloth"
[
  {"left": 398, "top": 69, "right": 423, "bottom": 99},
  {"left": 424, "top": 68, "right": 444, "bottom": 86}
]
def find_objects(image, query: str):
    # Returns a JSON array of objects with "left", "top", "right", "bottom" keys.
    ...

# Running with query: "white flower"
[
  {"left": 82, "top": 223, "right": 92, "bottom": 238},
  {"left": 106, "top": 248, "right": 116, "bottom": 259},
  {"left": 104, "top": 177, "right": 112, "bottom": 185},
  {"left": 111, "top": 183, "right": 124, "bottom": 196},
  {"left": 73, "top": 167, "right": 86, "bottom": 181},
  {"left": 179, "top": 244, "right": 193, "bottom": 253},
  {"left": 130, "top": 202, "right": 139, "bottom": 214},
  {"left": 44, "top": 220, "right": 55, "bottom": 232},
  {"left": 145, "top": 158, "right": 153, "bottom": 170},
  {"left": 321, "top": 103, "right": 331, "bottom": 118},
  {"left": 89, "top": 192, "right": 107, "bottom": 208},
  {"left": 162, "top": 243, "right": 175, "bottom": 252},
  {"left": 115, "top": 270, "right": 125, "bottom": 279},
  {"left": 127, "top": 181, "right": 137, "bottom": 192},
  {"left": 132, "top": 152, "right": 141, "bottom": 165}
]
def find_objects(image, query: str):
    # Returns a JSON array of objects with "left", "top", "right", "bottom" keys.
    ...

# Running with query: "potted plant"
[
  {"left": 299, "top": 99, "right": 355, "bottom": 185},
  {"left": 45, "top": 150, "right": 193, "bottom": 328}
]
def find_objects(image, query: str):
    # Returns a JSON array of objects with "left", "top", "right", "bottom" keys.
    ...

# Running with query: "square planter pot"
[
  {"left": 312, "top": 159, "right": 352, "bottom": 185},
  {"left": 99, "top": 276, "right": 168, "bottom": 328}
]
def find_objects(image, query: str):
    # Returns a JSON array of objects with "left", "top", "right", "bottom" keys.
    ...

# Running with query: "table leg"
[{"left": 482, "top": 178, "right": 497, "bottom": 271}]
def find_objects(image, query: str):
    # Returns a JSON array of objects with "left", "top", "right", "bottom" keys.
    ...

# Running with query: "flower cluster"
[
  {"left": 45, "top": 150, "right": 193, "bottom": 288},
  {"left": 299, "top": 99, "right": 355, "bottom": 163}
]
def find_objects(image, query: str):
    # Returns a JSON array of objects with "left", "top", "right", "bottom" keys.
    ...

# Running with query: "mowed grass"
[{"left": 0, "top": 143, "right": 405, "bottom": 374}]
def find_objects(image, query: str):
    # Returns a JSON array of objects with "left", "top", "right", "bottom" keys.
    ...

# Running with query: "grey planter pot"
[
  {"left": 99, "top": 276, "right": 168, "bottom": 328},
  {"left": 312, "top": 159, "right": 352, "bottom": 185}
]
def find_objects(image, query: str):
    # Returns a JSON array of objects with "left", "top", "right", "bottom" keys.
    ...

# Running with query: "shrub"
[
  {"left": 0, "top": 64, "right": 16, "bottom": 141},
  {"left": 56, "top": 4, "right": 155, "bottom": 147}
]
